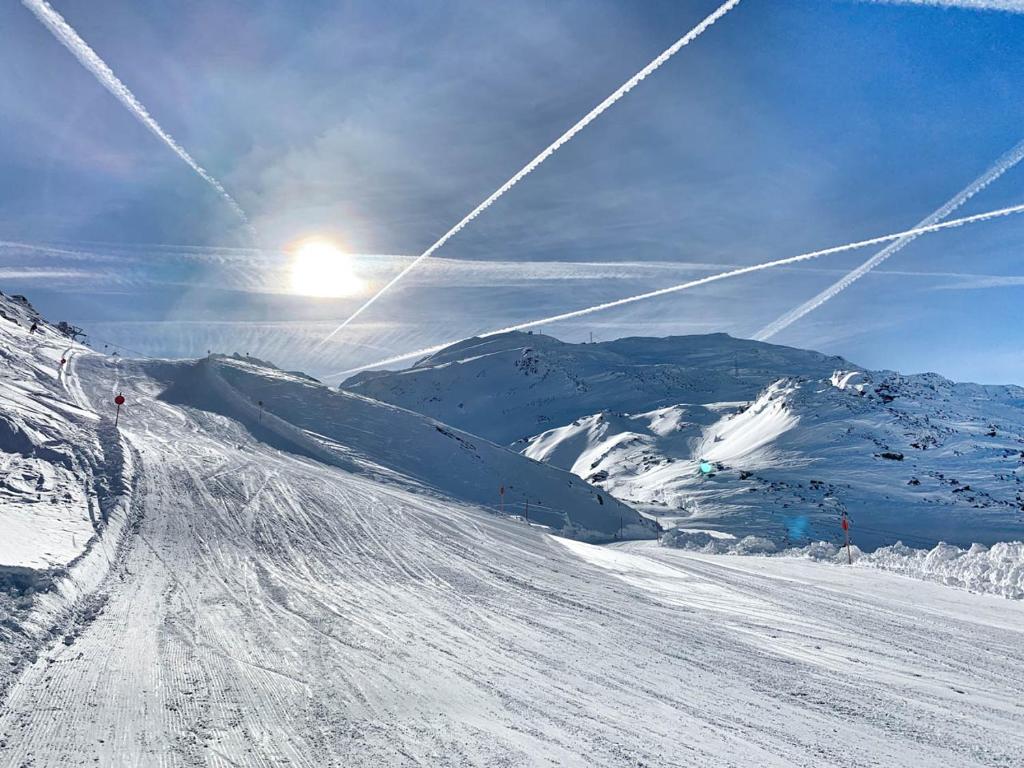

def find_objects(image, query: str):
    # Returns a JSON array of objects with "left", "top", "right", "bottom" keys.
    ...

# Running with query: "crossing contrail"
[
  {"left": 867, "top": 1, "right": 1024, "bottom": 11},
  {"left": 22, "top": 0, "right": 249, "bottom": 224},
  {"left": 329, "top": 199, "right": 1024, "bottom": 379},
  {"left": 754, "top": 137, "right": 1024, "bottom": 341},
  {"left": 319, "top": 0, "right": 743, "bottom": 345}
]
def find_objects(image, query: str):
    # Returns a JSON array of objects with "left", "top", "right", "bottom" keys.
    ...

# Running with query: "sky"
[{"left": 2, "top": 0, "right": 1023, "bottom": 384}]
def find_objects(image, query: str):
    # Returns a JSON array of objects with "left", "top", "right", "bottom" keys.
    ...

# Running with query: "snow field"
[{"left": 2, "top": 300, "right": 1023, "bottom": 765}]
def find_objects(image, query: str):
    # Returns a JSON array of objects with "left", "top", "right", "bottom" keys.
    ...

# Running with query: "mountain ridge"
[{"left": 342, "top": 331, "right": 1024, "bottom": 549}]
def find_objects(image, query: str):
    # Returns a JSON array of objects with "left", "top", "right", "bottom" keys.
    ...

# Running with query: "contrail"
[
  {"left": 754, "top": 137, "right": 1024, "bottom": 341},
  {"left": 319, "top": 0, "right": 743, "bottom": 345},
  {"left": 0, "top": 239, "right": 110, "bottom": 261},
  {"left": 328, "top": 199, "right": 1024, "bottom": 379},
  {"left": 22, "top": 0, "right": 249, "bottom": 224},
  {"left": 866, "top": 1, "right": 1024, "bottom": 12}
]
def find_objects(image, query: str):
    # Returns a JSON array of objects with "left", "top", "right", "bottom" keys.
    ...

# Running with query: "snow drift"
[
  {"left": 661, "top": 528, "right": 1024, "bottom": 599},
  {"left": 846, "top": 540, "right": 1024, "bottom": 600}
]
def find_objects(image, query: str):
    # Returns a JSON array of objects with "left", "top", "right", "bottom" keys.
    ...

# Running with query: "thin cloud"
[
  {"left": 320, "top": 0, "right": 744, "bottom": 344},
  {"left": 866, "top": 1, "right": 1024, "bottom": 11},
  {"left": 328, "top": 199, "right": 1024, "bottom": 378},
  {"left": 21, "top": 0, "right": 250, "bottom": 226},
  {"left": 754, "top": 137, "right": 1024, "bottom": 340},
  {"left": 0, "top": 239, "right": 123, "bottom": 263},
  {"left": 0, "top": 268, "right": 96, "bottom": 280},
  {"left": 930, "top": 275, "right": 1024, "bottom": 290}
]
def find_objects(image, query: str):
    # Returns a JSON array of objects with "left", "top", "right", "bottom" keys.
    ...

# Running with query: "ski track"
[{"left": 1, "top": 352, "right": 1022, "bottom": 766}]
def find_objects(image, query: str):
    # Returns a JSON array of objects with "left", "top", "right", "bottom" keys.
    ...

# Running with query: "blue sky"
[{"left": 2, "top": 0, "right": 1023, "bottom": 383}]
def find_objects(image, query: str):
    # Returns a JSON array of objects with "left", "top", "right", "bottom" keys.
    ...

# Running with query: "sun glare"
[{"left": 288, "top": 239, "right": 365, "bottom": 298}]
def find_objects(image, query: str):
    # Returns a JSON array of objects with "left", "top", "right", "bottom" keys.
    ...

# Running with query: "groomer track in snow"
[{"left": 1, "top": 310, "right": 1023, "bottom": 765}]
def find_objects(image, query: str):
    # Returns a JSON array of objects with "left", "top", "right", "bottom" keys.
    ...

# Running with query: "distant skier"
[{"left": 29, "top": 321, "right": 38, "bottom": 333}]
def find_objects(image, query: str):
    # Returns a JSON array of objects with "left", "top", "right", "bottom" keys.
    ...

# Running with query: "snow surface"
[
  {"left": 3, "top": 296, "right": 1024, "bottom": 765},
  {"left": 154, "top": 353, "right": 650, "bottom": 542},
  {"left": 0, "top": 293, "right": 127, "bottom": 575},
  {"left": 840, "top": 540, "right": 1024, "bottom": 600},
  {"left": 346, "top": 331, "right": 1024, "bottom": 550},
  {"left": 662, "top": 528, "right": 1024, "bottom": 600},
  {"left": 345, "top": 331, "right": 848, "bottom": 445}
]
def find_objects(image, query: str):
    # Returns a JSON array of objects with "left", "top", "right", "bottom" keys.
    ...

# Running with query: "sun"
[{"left": 288, "top": 239, "right": 365, "bottom": 298}]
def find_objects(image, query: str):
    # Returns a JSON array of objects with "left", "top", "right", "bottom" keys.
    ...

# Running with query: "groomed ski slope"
[{"left": 2, "top": 350, "right": 1023, "bottom": 766}]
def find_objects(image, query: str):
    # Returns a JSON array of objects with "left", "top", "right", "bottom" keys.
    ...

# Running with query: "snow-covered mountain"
[
  {"left": 345, "top": 331, "right": 850, "bottom": 444},
  {"left": 0, "top": 296, "right": 647, "bottom": 591},
  {"left": 153, "top": 354, "right": 650, "bottom": 541},
  {"left": 3, "top": 290, "right": 1024, "bottom": 765},
  {"left": 343, "top": 332, "right": 1024, "bottom": 549},
  {"left": 1, "top": 289, "right": 650, "bottom": 699}
]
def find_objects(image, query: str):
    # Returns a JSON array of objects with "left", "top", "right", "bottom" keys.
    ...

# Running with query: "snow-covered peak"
[
  {"left": 692, "top": 379, "right": 799, "bottom": 468},
  {"left": 343, "top": 332, "right": 855, "bottom": 445},
  {"left": 343, "top": 331, "right": 1024, "bottom": 551}
]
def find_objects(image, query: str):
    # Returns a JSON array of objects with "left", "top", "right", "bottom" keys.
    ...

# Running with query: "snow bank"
[
  {"left": 660, "top": 529, "right": 775, "bottom": 555},
  {"left": 663, "top": 529, "right": 1024, "bottom": 599},
  {"left": 849, "top": 540, "right": 1024, "bottom": 600},
  {"left": 0, "top": 292, "right": 138, "bottom": 695}
]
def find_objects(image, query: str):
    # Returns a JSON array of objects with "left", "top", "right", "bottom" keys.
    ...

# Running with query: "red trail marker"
[
  {"left": 114, "top": 393, "right": 125, "bottom": 427},
  {"left": 841, "top": 511, "right": 852, "bottom": 564}
]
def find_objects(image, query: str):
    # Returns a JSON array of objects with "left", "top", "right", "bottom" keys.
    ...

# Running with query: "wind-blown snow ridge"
[
  {"left": 755, "top": 137, "right": 1024, "bottom": 340},
  {"left": 330, "top": 198, "right": 1024, "bottom": 377},
  {"left": 662, "top": 530, "right": 1024, "bottom": 600},
  {"left": 319, "top": 0, "right": 743, "bottom": 345},
  {"left": 21, "top": 0, "right": 250, "bottom": 226}
]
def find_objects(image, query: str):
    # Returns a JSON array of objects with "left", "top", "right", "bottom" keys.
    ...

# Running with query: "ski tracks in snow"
[{"left": 2, "top": 352, "right": 1023, "bottom": 766}]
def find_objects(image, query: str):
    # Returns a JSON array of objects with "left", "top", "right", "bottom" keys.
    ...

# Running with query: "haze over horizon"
[{"left": 3, "top": 0, "right": 1023, "bottom": 384}]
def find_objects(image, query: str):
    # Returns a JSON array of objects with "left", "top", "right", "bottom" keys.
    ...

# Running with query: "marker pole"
[
  {"left": 842, "top": 512, "right": 851, "bottom": 564},
  {"left": 114, "top": 393, "right": 125, "bottom": 427}
]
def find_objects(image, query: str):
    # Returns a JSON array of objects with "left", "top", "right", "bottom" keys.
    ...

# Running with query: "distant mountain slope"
[
  {"left": 343, "top": 332, "right": 1024, "bottom": 549},
  {"left": 344, "top": 331, "right": 851, "bottom": 444}
]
